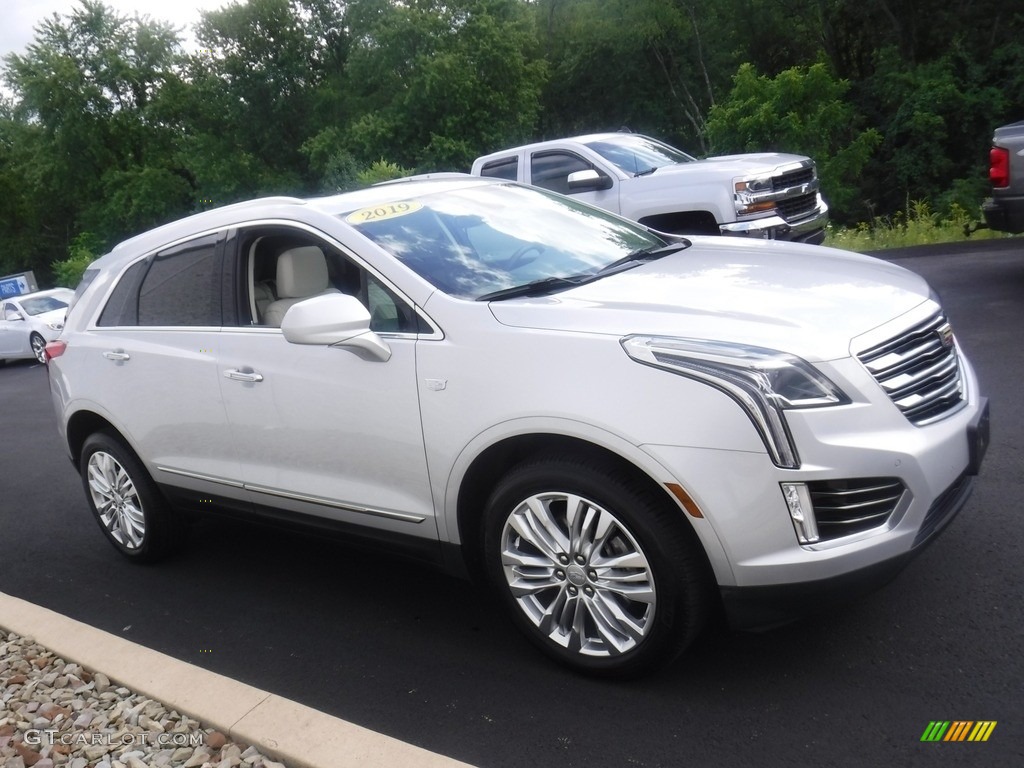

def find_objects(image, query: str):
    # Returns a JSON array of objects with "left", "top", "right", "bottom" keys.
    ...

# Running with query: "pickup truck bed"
[{"left": 983, "top": 120, "right": 1024, "bottom": 234}]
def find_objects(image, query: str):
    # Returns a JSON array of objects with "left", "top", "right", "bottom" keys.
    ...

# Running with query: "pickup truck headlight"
[
  {"left": 734, "top": 176, "right": 777, "bottom": 216},
  {"left": 621, "top": 335, "right": 849, "bottom": 469}
]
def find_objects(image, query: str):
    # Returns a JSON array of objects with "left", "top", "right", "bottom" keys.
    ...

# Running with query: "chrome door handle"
[
  {"left": 103, "top": 350, "right": 130, "bottom": 361},
  {"left": 224, "top": 368, "right": 264, "bottom": 383}
]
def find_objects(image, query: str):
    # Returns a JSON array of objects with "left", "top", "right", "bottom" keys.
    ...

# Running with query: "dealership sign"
[{"left": 0, "top": 271, "right": 39, "bottom": 298}]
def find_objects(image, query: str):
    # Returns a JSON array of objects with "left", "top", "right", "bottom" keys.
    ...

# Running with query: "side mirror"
[
  {"left": 280, "top": 293, "right": 392, "bottom": 362},
  {"left": 567, "top": 169, "right": 613, "bottom": 192}
]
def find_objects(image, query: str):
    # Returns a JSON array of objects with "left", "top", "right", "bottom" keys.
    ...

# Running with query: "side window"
[
  {"left": 479, "top": 156, "right": 518, "bottom": 181},
  {"left": 2, "top": 303, "right": 20, "bottom": 321},
  {"left": 238, "top": 227, "right": 424, "bottom": 334},
  {"left": 530, "top": 152, "right": 592, "bottom": 194},
  {"left": 97, "top": 260, "right": 148, "bottom": 327},
  {"left": 366, "top": 274, "right": 424, "bottom": 334},
  {"left": 138, "top": 235, "right": 222, "bottom": 327}
]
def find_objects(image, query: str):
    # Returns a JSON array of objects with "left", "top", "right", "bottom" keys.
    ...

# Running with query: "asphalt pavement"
[{"left": 1, "top": 237, "right": 1022, "bottom": 768}]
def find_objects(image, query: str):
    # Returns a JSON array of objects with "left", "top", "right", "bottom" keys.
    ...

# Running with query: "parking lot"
[{"left": 1, "top": 238, "right": 1022, "bottom": 768}]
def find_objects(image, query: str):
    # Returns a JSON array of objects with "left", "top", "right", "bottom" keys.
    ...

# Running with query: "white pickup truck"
[{"left": 471, "top": 132, "right": 829, "bottom": 243}]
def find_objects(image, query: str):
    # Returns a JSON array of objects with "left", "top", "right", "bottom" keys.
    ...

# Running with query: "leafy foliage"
[
  {"left": 706, "top": 63, "right": 881, "bottom": 223},
  {"left": 1, "top": 0, "right": 1021, "bottom": 285}
]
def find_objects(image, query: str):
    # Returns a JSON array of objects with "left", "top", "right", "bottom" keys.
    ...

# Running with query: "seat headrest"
[{"left": 276, "top": 247, "right": 329, "bottom": 298}]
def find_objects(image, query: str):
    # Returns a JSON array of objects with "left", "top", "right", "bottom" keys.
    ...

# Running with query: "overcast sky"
[{"left": 1, "top": 0, "right": 232, "bottom": 60}]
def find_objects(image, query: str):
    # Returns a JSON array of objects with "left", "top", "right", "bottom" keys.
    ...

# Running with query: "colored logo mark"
[{"left": 921, "top": 721, "right": 997, "bottom": 742}]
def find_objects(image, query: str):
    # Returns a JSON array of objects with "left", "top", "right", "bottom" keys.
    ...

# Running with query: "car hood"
[
  {"left": 658, "top": 152, "right": 810, "bottom": 178},
  {"left": 34, "top": 307, "right": 68, "bottom": 326},
  {"left": 487, "top": 239, "right": 933, "bottom": 362}
]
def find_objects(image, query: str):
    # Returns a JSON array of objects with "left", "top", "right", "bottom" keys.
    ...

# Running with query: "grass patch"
[{"left": 824, "top": 201, "right": 1007, "bottom": 251}]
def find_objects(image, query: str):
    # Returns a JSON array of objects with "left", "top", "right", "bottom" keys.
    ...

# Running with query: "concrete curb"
[{"left": 0, "top": 591, "right": 474, "bottom": 768}]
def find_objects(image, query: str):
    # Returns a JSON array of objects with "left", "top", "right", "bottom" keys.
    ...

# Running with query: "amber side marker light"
[
  {"left": 665, "top": 483, "right": 704, "bottom": 518},
  {"left": 44, "top": 340, "right": 67, "bottom": 362}
]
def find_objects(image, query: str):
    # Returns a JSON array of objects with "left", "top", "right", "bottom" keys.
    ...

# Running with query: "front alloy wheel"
[
  {"left": 500, "top": 491, "right": 656, "bottom": 657},
  {"left": 484, "top": 456, "right": 710, "bottom": 677}
]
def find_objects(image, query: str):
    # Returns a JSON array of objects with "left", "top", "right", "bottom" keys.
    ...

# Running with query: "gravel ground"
[{"left": 0, "top": 631, "right": 288, "bottom": 768}]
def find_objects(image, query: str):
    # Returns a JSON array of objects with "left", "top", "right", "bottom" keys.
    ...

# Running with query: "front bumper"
[
  {"left": 720, "top": 469, "right": 974, "bottom": 630},
  {"left": 641, "top": 352, "right": 988, "bottom": 631},
  {"left": 720, "top": 195, "right": 829, "bottom": 244}
]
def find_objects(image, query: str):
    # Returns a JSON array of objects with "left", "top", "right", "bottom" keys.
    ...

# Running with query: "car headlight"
[
  {"left": 621, "top": 336, "right": 849, "bottom": 469},
  {"left": 734, "top": 175, "right": 777, "bottom": 216},
  {"left": 46, "top": 321, "right": 64, "bottom": 331}
]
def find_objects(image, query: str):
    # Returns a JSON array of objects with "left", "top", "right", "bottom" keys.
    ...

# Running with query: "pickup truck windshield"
[
  {"left": 584, "top": 135, "right": 696, "bottom": 176},
  {"left": 344, "top": 183, "right": 668, "bottom": 300}
]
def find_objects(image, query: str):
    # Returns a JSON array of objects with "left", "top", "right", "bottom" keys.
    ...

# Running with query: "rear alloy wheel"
[
  {"left": 30, "top": 333, "right": 47, "bottom": 364},
  {"left": 483, "top": 456, "right": 711, "bottom": 677},
  {"left": 80, "top": 431, "right": 183, "bottom": 562}
]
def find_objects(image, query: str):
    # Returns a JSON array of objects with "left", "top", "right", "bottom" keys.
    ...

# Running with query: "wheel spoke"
[
  {"left": 500, "top": 488, "right": 657, "bottom": 658},
  {"left": 508, "top": 496, "right": 569, "bottom": 561},
  {"left": 87, "top": 450, "right": 146, "bottom": 551}
]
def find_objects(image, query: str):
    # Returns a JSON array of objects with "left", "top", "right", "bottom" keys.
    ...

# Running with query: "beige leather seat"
[{"left": 262, "top": 247, "right": 338, "bottom": 327}]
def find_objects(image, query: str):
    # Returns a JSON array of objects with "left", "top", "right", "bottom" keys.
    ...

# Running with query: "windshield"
[
  {"left": 20, "top": 296, "right": 68, "bottom": 315},
  {"left": 344, "top": 184, "right": 667, "bottom": 300},
  {"left": 584, "top": 135, "right": 695, "bottom": 175}
]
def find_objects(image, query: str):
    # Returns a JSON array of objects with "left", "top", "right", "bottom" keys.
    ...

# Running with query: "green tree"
[
  {"left": 343, "top": 0, "right": 546, "bottom": 169},
  {"left": 183, "top": 0, "right": 348, "bottom": 202},
  {"left": 2, "top": 0, "right": 187, "bottom": 274},
  {"left": 536, "top": 0, "right": 737, "bottom": 152},
  {"left": 706, "top": 62, "right": 881, "bottom": 222}
]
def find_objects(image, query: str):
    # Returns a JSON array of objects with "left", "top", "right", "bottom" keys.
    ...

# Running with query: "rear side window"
[
  {"left": 139, "top": 236, "right": 222, "bottom": 326},
  {"left": 479, "top": 156, "right": 518, "bottom": 181},
  {"left": 98, "top": 261, "right": 147, "bottom": 327},
  {"left": 98, "top": 235, "right": 223, "bottom": 327}
]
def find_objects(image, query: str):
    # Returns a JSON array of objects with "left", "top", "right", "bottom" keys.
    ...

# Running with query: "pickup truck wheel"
[
  {"left": 483, "top": 455, "right": 710, "bottom": 677},
  {"left": 80, "top": 431, "right": 184, "bottom": 563}
]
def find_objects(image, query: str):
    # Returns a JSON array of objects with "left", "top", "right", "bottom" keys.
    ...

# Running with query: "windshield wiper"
[
  {"left": 478, "top": 240, "right": 691, "bottom": 301},
  {"left": 595, "top": 240, "right": 691, "bottom": 276},
  {"left": 634, "top": 166, "right": 659, "bottom": 177},
  {"left": 476, "top": 275, "right": 589, "bottom": 302}
]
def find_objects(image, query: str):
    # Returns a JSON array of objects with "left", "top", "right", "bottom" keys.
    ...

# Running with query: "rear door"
[{"left": 80, "top": 233, "right": 244, "bottom": 501}]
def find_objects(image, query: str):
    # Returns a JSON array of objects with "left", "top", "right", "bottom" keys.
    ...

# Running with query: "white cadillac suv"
[{"left": 47, "top": 177, "right": 989, "bottom": 676}]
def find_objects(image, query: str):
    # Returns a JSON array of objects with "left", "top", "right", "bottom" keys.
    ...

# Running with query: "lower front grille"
[
  {"left": 808, "top": 477, "right": 906, "bottom": 541},
  {"left": 913, "top": 472, "right": 972, "bottom": 547},
  {"left": 777, "top": 192, "right": 818, "bottom": 221}
]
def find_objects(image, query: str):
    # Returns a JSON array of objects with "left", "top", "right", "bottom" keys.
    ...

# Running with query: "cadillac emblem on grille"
[{"left": 937, "top": 323, "right": 955, "bottom": 350}]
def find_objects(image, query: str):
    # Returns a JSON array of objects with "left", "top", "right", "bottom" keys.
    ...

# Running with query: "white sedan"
[{"left": 0, "top": 288, "right": 74, "bottom": 364}]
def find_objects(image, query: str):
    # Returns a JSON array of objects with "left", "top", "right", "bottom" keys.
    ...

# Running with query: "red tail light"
[
  {"left": 44, "top": 340, "right": 67, "bottom": 362},
  {"left": 990, "top": 147, "right": 1010, "bottom": 188}
]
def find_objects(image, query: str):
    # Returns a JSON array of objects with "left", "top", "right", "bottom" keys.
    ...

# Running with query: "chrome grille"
[
  {"left": 809, "top": 477, "right": 906, "bottom": 540},
  {"left": 773, "top": 167, "right": 815, "bottom": 190},
  {"left": 856, "top": 311, "right": 965, "bottom": 425},
  {"left": 776, "top": 192, "right": 818, "bottom": 221}
]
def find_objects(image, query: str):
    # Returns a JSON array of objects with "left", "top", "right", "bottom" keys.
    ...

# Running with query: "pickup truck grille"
[
  {"left": 773, "top": 167, "right": 815, "bottom": 190},
  {"left": 856, "top": 311, "right": 965, "bottom": 425},
  {"left": 776, "top": 192, "right": 818, "bottom": 221},
  {"left": 809, "top": 477, "right": 906, "bottom": 540}
]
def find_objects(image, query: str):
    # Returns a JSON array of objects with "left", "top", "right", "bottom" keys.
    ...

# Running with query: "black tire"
[
  {"left": 482, "top": 454, "right": 712, "bottom": 678},
  {"left": 30, "top": 333, "right": 47, "bottom": 364},
  {"left": 79, "top": 431, "right": 184, "bottom": 563}
]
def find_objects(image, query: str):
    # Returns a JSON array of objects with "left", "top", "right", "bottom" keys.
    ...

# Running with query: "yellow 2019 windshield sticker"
[{"left": 345, "top": 201, "right": 423, "bottom": 225}]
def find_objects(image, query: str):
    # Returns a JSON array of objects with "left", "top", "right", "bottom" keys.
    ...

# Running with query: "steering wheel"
[{"left": 504, "top": 244, "right": 544, "bottom": 271}]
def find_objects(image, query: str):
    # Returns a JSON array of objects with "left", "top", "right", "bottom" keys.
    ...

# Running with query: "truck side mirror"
[{"left": 567, "top": 169, "right": 613, "bottom": 192}]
